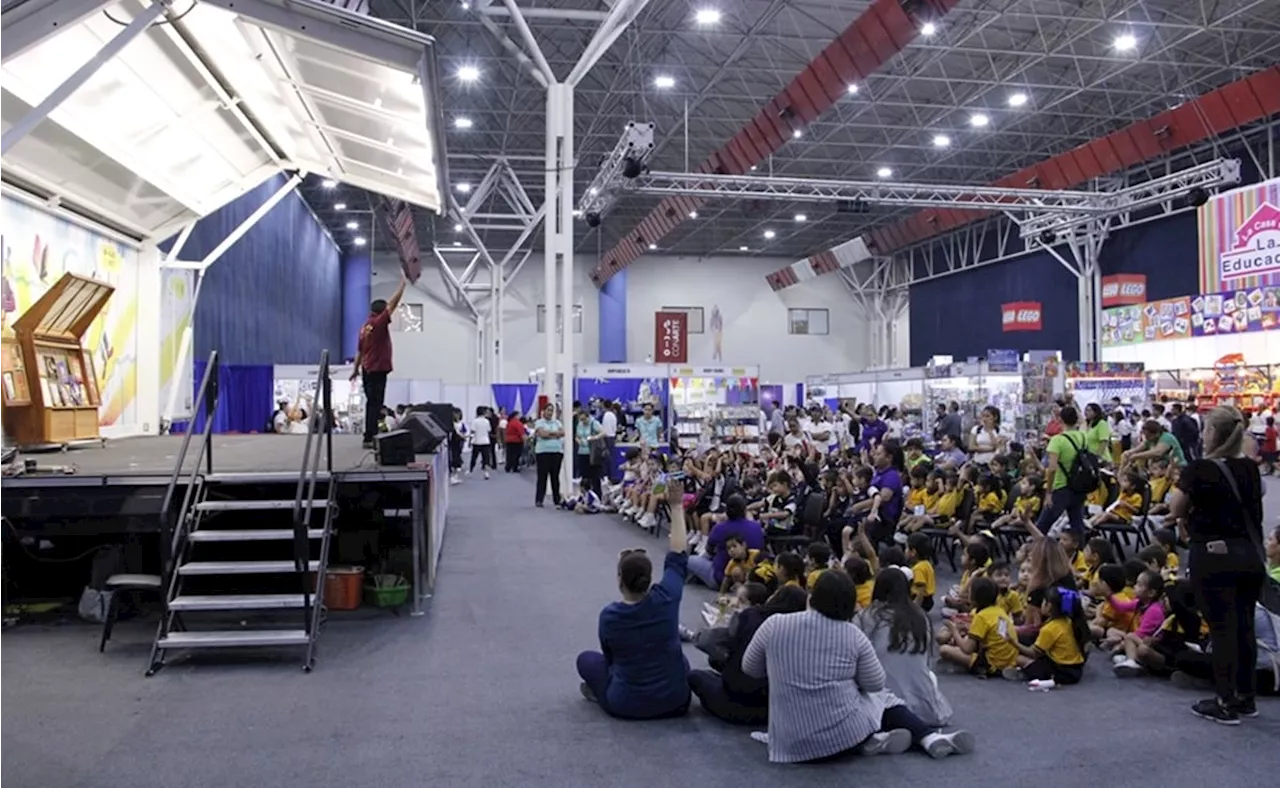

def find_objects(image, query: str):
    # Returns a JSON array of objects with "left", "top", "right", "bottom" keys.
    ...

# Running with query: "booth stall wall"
[
  {"left": 1, "top": 190, "right": 163, "bottom": 438},
  {"left": 669, "top": 365, "right": 761, "bottom": 453},
  {"left": 575, "top": 364, "right": 671, "bottom": 468}
]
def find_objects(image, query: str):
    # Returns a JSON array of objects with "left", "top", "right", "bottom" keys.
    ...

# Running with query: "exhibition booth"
[
  {"left": 804, "top": 367, "right": 928, "bottom": 437},
  {"left": 669, "top": 365, "right": 762, "bottom": 454}
]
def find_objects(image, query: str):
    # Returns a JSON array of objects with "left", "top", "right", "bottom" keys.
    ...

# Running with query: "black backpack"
[{"left": 1063, "top": 433, "right": 1101, "bottom": 494}]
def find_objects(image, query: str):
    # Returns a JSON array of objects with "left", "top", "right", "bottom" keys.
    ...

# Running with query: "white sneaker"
[
  {"left": 1114, "top": 658, "right": 1144, "bottom": 677},
  {"left": 749, "top": 731, "right": 769, "bottom": 745},
  {"left": 483, "top": 470, "right": 490, "bottom": 480},
  {"left": 639, "top": 513, "right": 656, "bottom": 531},
  {"left": 858, "top": 729, "right": 912, "bottom": 756},
  {"left": 450, "top": 475, "right": 461, "bottom": 486},
  {"left": 1027, "top": 679, "right": 1056, "bottom": 691},
  {"left": 1112, "top": 653, "right": 1128, "bottom": 666},
  {"left": 921, "top": 730, "right": 974, "bottom": 759}
]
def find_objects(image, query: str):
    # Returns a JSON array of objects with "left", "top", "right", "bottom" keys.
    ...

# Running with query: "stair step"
[
  {"left": 203, "top": 471, "right": 332, "bottom": 484},
  {"left": 158, "top": 629, "right": 310, "bottom": 649},
  {"left": 169, "top": 594, "right": 309, "bottom": 611},
  {"left": 179, "top": 560, "right": 320, "bottom": 575},
  {"left": 189, "top": 529, "right": 324, "bottom": 542},
  {"left": 195, "top": 499, "right": 324, "bottom": 512}
]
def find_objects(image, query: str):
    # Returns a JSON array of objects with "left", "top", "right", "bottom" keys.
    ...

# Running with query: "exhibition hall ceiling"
[{"left": 313, "top": 0, "right": 1280, "bottom": 262}]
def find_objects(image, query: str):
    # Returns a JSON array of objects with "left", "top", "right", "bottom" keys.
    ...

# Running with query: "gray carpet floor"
[{"left": 4, "top": 470, "right": 1279, "bottom": 788}]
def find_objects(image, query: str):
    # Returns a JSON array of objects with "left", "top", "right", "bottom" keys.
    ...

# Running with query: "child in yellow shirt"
[
  {"left": 1080, "top": 537, "right": 1116, "bottom": 590},
  {"left": 992, "top": 476, "right": 1042, "bottom": 529},
  {"left": 1152, "top": 528, "right": 1181, "bottom": 580},
  {"left": 1088, "top": 469, "right": 1145, "bottom": 529},
  {"left": 843, "top": 555, "right": 875, "bottom": 610},
  {"left": 1089, "top": 564, "right": 1135, "bottom": 641},
  {"left": 1012, "top": 586, "right": 1087, "bottom": 686},
  {"left": 940, "top": 577, "right": 1020, "bottom": 677},
  {"left": 805, "top": 541, "right": 833, "bottom": 590},
  {"left": 720, "top": 535, "right": 762, "bottom": 592},
  {"left": 972, "top": 474, "right": 1006, "bottom": 527},
  {"left": 906, "top": 533, "right": 937, "bottom": 611},
  {"left": 943, "top": 541, "right": 992, "bottom": 613},
  {"left": 990, "top": 561, "right": 1025, "bottom": 625},
  {"left": 898, "top": 469, "right": 953, "bottom": 534}
]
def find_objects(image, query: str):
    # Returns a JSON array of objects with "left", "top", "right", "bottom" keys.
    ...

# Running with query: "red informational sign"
[
  {"left": 1001, "top": 301, "right": 1043, "bottom": 332},
  {"left": 654, "top": 311, "right": 688, "bottom": 363},
  {"left": 1100, "top": 274, "right": 1147, "bottom": 307}
]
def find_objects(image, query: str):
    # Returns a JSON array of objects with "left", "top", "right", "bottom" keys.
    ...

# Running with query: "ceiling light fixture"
[
  {"left": 932, "top": 134, "right": 951, "bottom": 148},
  {"left": 322, "top": 179, "right": 337, "bottom": 189},
  {"left": 794, "top": 213, "right": 807, "bottom": 222},
  {"left": 689, "top": 211, "right": 698, "bottom": 219},
  {"left": 648, "top": 243, "right": 657, "bottom": 250},
  {"left": 1113, "top": 33, "right": 1138, "bottom": 52},
  {"left": 454, "top": 117, "right": 473, "bottom": 129},
  {"left": 694, "top": 9, "right": 721, "bottom": 25},
  {"left": 453, "top": 241, "right": 462, "bottom": 247},
  {"left": 454, "top": 223, "right": 463, "bottom": 232},
  {"left": 457, "top": 65, "right": 481, "bottom": 82},
  {"left": 345, "top": 221, "right": 358, "bottom": 230},
  {"left": 749, "top": 165, "right": 757, "bottom": 171},
  {"left": 456, "top": 182, "right": 471, "bottom": 193},
  {"left": 876, "top": 167, "right": 893, "bottom": 179},
  {"left": 846, "top": 84, "right": 859, "bottom": 95},
  {"left": 969, "top": 113, "right": 990, "bottom": 128},
  {"left": 654, "top": 74, "right": 675, "bottom": 89},
  {"left": 792, "top": 129, "right": 803, "bottom": 139},
  {"left": 334, "top": 202, "right": 347, "bottom": 210},
  {"left": 920, "top": 22, "right": 938, "bottom": 37},
  {"left": 739, "top": 246, "right": 749, "bottom": 252},
  {"left": 589, "top": 187, "right": 599, "bottom": 196},
  {"left": 763, "top": 229, "right": 776, "bottom": 240},
  {"left": 1007, "top": 92, "right": 1028, "bottom": 108},
  {"left": 353, "top": 237, "right": 367, "bottom": 246}
]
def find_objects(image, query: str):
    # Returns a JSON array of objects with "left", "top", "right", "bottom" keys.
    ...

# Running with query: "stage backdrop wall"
[
  {"left": 164, "top": 173, "right": 342, "bottom": 366},
  {"left": 1, "top": 193, "right": 154, "bottom": 435}
]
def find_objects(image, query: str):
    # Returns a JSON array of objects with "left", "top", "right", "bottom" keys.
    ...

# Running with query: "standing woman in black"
[{"left": 1170, "top": 406, "right": 1267, "bottom": 725}]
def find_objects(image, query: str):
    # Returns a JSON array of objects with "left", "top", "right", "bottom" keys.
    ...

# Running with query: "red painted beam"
[{"left": 590, "top": 0, "right": 964, "bottom": 284}]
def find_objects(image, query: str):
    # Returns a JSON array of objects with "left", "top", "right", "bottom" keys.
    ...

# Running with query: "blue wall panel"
[
  {"left": 1098, "top": 212, "right": 1200, "bottom": 300},
  {"left": 167, "top": 174, "right": 342, "bottom": 365},
  {"left": 341, "top": 253, "right": 372, "bottom": 362},
  {"left": 599, "top": 268, "right": 627, "bottom": 362},
  {"left": 909, "top": 250, "right": 1080, "bottom": 366}
]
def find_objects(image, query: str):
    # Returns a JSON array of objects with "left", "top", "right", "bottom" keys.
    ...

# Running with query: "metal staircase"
[{"left": 147, "top": 351, "right": 337, "bottom": 674}]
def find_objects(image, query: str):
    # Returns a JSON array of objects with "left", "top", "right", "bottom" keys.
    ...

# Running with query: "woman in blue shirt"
[
  {"left": 577, "top": 483, "right": 691, "bottom": 719},
  {"left": 532, "top": 403, "right": 565, "bottom": 507},
  {"left": 575, "top": 408, "right": 605, "bottom": 496},
  {"left": 635, "top": 402, "right": 664, "bottom": 447}
]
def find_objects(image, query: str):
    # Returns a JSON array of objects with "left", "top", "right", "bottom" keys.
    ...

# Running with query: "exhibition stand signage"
[
  {"left": 1100, "top": 274, "right": 1147, "bottom": 307},
  {"left": 1001, "top": 301, "right": 1043, "bottom": 332},
  {"left": 1198, "top": 177, "right": 1280, "bottom": 292},
  {"left": 654, "top": 310, "right": 689, "bottom": 363},
  {"left": 1102, "top": 287, "right": 1279, "bottom": 347}
]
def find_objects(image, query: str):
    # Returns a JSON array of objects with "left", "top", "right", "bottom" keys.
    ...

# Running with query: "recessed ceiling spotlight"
[
  {"left": 456, "top": 182, "right": 471, "bottom": 193},
  {"left": 794, "top": 213, "right": 807, "bottom": 222},
  {"left": 689, "top": 211, "right": 699, "bottom": 219},
  {"left": 648, "top": 243, "right": 657, "bottom": 250},
  {"left": 739, "top": 246, "right": 749, "bottom": 251},
  {"left": 920, "top": 22, "right": 938, "bottom": 37},
  {"left": 1113, "top": 33, "right": 1138, "bottom": 52},
  {"left": 353, "top": 237, "right": 367, "bottom": 246},
  {"left": 654, "top": 74, "right": 675, "bottom": 89},
  {"left": 694, "top": 8, "right": 721, "bottom": 25},
  {"left": 345, "top": 221, "right": 358, "bottom": 229},
  {"left": 876, "top": 167, "right": 893, "bottom": 179},
  {"left": 1007, "top": 92, "right": 1028, "bottom": 108},
  {"left": 589, "top": 187, "right": 599, "bottom": 196},
  {"left": 572, "top": 209, "right": 583, "bottom": 218},
  {"left": 457, "top": 65, "right": 480, "bottom": 82},
  {"left": 460, "top": 1, "right": 470, "bottom": 9},
  {"left": 932, "top": 134, "right": 951, "bottom": 148},
  {"left": 969, "top": 113, "right": 990, "bottom": 128},
  {"left": 454, "top": 117, "right": 473, "bottom": 129},
  {"left": 453, "top": 241, "right": 462, "bottom": 247},
  {"left": 846, "top": 83, "right": 859, "bottom": 95},
  {"left": 792, "top": 128, "right": 803, "bottom": 139},
  {"left": 749, "top": 165, "right": 757, "bottom": 171},
  {"left": 322, "top": 179, "right": 337, "bottom": 189},
  {"left": 334, "top": 202, "right": 347, "bottom": 210},
  {"left": 454, "top": 223, "right": 463, "bottom": 232},
  {"left": 763, "top": 229, "right": 776, "bottom": 239}
]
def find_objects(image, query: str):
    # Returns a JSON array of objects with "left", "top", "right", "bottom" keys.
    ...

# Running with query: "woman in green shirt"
[
  {"left": 533, "top": 403, "right": 565, "bottom": 507},
  {"left": 1122, "top": 420, "right": 1187, "bottom": 469},
  {"left": 575, "top": 409, "right": 605, "bottom": 496},
  {"left": 1083, "top": 403, "right": 1112, "bottom": 458}
]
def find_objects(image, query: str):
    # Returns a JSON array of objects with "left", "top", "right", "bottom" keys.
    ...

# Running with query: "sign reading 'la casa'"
[
  {"left": 1001, "top": 301, "right": 1042, "bottom": 332},
  {"left": 1219, "top": 202, "right": 1280, "bottom": 281}
]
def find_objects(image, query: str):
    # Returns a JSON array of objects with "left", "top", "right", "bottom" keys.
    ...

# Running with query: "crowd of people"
[{"left": 564, "top": 397, "right": 1278, "bottom": 763}]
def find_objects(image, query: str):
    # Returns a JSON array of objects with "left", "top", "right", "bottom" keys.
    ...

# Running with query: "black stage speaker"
[
  {"left": 400, "top": 412, "right": 447, "bottom": 454},
  {"left": 374, "top": 430, "right": 415, "bottom": 466},
  {"left": 410, "top": 403, "right": 455, "bottom": 433}
]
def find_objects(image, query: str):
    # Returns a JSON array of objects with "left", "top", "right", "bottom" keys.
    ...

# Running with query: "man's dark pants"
[{"left": 362, "top": 371, "right": 388, "bottom": 442}]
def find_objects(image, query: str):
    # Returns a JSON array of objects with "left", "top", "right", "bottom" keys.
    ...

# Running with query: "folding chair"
[
  {"left": 1094, "top": 482, "right": 1153, "bottom": 561},
  {"left": 920, "top": 487, "right": 975, "bottom": 573}
]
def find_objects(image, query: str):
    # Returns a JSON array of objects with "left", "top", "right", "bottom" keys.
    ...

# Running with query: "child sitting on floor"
[
  {"left": 1089, "top": 563, "right": 1135, "bottom": 643},
  {"left": 1060, "top": 529, "right": 1087, "bottom": 578},
  {"left": 805, "top": 541, "right": 833, "bottom": 590},
  {"left": 1152, "top": 529, "right": 1182, "bottom": 581},
  {"left": 906, "top": 532, "right": 937, "bottom": 611},
  {"left": 1113, "top": 579, "right": 1200, "bottom": 678},
  {"left": 1012, "top": 585, "right": 1088, "bottom": 688},
  {"left": 720, "top": 534, "right": 763, "bottom": 593},
  {"left": 1080, "top": 537, "right": 1115, "bottom": 589},
  {"left": 560, "top": 480, "right": 603, "bottom": 513},
  {"left": 844, "top": 555, "right": 875, "bottom": 611},
  {"left": 943, "top": 541, "right": 993, "bottom": 614},
  {"left": 991, "top": 561, "right": 1025, "bottom": 625},
  {"left": 1087, "top": 469, "right": 1144, "bottom": 530},
  {"left": 939, "top": 577, "right": 1021, "bottom": 678},
  {"left": 1110, "top": 570, "right": 1168, "bottom": 675}
]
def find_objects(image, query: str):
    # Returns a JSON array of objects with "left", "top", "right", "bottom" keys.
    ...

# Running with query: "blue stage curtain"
[
  {"left": 192, "top": 361, "right": 275, "bottom": 434},
  {"left": 491, "top": 383, "right": 520, "bottom": 415},
  {"left": 515, "top": 384, "right": 539, "bottom": 416}
]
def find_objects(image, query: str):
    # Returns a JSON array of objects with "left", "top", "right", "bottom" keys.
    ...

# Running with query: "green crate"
[{"left": 363, "top": 578, "right": 409, "bottom": 608}]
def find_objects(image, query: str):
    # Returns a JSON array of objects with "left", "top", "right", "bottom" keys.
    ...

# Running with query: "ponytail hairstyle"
[
  {"left": 1202, "top": 405, "right": 1247, "bottom": 459},
  {"left": 1044, "top": 586, "right": 1090, "bottom": 654}
]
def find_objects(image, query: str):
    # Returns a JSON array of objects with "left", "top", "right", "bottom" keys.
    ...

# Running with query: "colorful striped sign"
[{"left": 1198, "top": 177, "right": 1280, "bottom": 293}]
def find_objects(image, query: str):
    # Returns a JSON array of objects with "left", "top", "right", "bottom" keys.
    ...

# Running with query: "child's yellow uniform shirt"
[
  {"left": 1069, "top": 550, "right": 1088, "bottom": 577},
  {"left": 1014, "top": 495, "right": 1041, "bottom": 519},
  {"left": 1100, "top": 588, "right": 1137, "bottom": 631},
  {"left": 911, "top": 560, "right": 936, "bottom": 598},
  {"left": 998, "top": 589, "right": 1025, "bottom": 619},
  {"left": 724, "top": 550, "right": 761, "bottom": 583},
  {"left": 751, "top": 560, "right": 776, "bottom": 585},
  {"left": 855, "top": 580, "right": 874, "bottom": 610},
  {"left": 1034, "top": 617, "right": 1084, "bottom": 665},
  {"left": 968, "top": 605, "right": 1019, "bottom": 670},
  {"left": 1087, "top": 483, "right": 1109, "bottom": 507},
  {"left": 806, "top": 568, "right": 825, "bottom": 590},
  {"left": 1082, "top": 563, "right": 1100, "bottom": 588},
  {"left": 932, "top": 490, "right": 961, "bottom": 518},
  {"left": 977, "top": 492, "right": 1003, "bottom": 515},
  {"left": 922, "top": 490, "right": 940, "bottom": 510},
  {"left": 1150, "top": 476, "right": 1172, "bottom": 504},
  {"left": 1112, "top": 491, "right": 1143, "bottom": 522},
  {"left": 1165, "top": 552, "right": 1180, "bottom": 572},
  {"left": 906, "top": 488, "right": 929, "bottom": 509}
]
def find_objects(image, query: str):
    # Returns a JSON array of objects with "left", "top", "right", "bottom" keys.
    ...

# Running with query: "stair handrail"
[
  {"left": 291, "top": 350, "right": 334, "bottom": 627},
  {"left": 159, "top": 350, "right": 220, "bottom": 584}
]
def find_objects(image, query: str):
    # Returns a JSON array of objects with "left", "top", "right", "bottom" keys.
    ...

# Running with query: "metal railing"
[
  {"left": 158, "top": 350, "right": 220, "bottom": 586},
  {"left": 292, "top": 350, "right": 335, "bottom": 632}
]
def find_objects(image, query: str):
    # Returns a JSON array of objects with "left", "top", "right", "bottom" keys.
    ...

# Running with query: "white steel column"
[
  {"left": 558, "top": 83, "right": 576, "bottom": 457},
  {"left": 543, "top": 86, "right": 562, "bottom": 418}
]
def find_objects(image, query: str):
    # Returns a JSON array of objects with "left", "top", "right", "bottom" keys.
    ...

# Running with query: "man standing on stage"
[{"left": 351, "top": 273, "right": 407, "bottom": 449}]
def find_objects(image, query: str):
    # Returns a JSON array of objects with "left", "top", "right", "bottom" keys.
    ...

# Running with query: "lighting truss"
[
  {"left": 577, "top": 121, "right": 654, "bottom": 220},
  {"left": 1018, "top": 158, "right": 1242, "bottom": 240}
]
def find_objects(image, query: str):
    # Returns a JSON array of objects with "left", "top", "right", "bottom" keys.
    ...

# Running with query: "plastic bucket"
[{"left": 323, "top": 566, "right": 364, "bottom": 611}]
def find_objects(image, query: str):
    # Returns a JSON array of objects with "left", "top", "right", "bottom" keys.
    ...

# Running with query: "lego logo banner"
[
  {"left": 1100, "top": 274, "right": 1147, "bottom": 307},
  {"left": 655, "top": 311, "right": 688, "bottom": 363},
  {"left": 1002, "top": 301, "right": 1042, "bottom": 332}
]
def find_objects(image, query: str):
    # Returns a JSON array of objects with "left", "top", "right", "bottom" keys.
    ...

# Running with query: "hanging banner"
[
  {"left": 1140, "top": 296, "right": 1193, "bottom": 342},
  {"left": 654, "top": 311, "right": 688, "bottom": 363},
  {"left": 1100, "top": 274, "right": 1147, "bottom": 307},
  {"left": 1001, "top": 301, "right": 1042, "bottom": 332},
  {"left": 1198, "top": 178, "right": 1280, "bottom": 293},
  {"left": 1191, "top": 287, "right": 1280, "bottom": 336},
  {"left": 986, "top": 348, "right": 1020, "bottom": 373},
  {"left": 379, "top": 197, "right": 421, "bottom": 283}
]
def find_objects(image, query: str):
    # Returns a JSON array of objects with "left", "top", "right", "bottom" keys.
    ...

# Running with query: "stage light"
[
  {"left": 654, "top": 75, "right": 675, "bottom": 89},
  {"left": 586, "top": 212, "right": 601, "bottom": 228},
  {"left": 920, "top": 22, "right": 937, "bottom": 37},
  {"left": 453, "top": 241, "right": 462, "bottom": 246},
  {"left": 322, "top": 179, "right": 337, "bottom": 189},
  {"left": 876, "top": 167, "right": 893, "bottom": 179},
  {"left": 1113, "top": 33, "right": 1137, "bottom": 52},
  {"left": 334, "top": 202, "right": 347, "bottom": 210},
  {"left": 694, "top": 9, "right": 721, "bottom": 25},
  {"left": 354, "top": 237, "right": 367, "bottom": 246},
  {"left": 1186, "top": 187, "right": 1209, "bottom": 208},
  {"left": 457, "top": 65, "right": 481, "bottom": 82},
  {"left": 345, "top": 221, "right": 358, "bottom": 229},
  {"left": 1007, "top": 92, "right": 1028, "bottom": 107},
  {"left": 969, "top": 113, "right": 990, "bottom": 128},
  {"left": 763, "top": 229, "right": 776, "bottom": 240},
  {"left": 932, "top": 134, "right": 951, "bottom": 148},
  {"left": 454, "top": 117, "right": 473, "bottom": 129}
]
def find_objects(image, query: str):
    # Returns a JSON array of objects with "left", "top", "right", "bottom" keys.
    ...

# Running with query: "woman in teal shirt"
[
  {"left": 575, "top": 409, "right": 605, "bottom": 496},
  {"left": 635, "top": 402, "right": 664, "bottom": 447},
  {"left": 1123, "top": 419, "right": 1187, "bottom": 468},
  {"left": 1083, "top": 403, "right": 1113, "bottom": 457},
  {"left": 533, "top": 403, "right": 565, "bottom": 507}
]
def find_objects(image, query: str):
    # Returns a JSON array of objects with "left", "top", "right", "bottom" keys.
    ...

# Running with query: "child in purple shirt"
[{"left": 1110, "top": 571, "right": 1168, "bottom": 677}]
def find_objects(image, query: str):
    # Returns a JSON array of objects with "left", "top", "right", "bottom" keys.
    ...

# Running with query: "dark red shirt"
[{"left": 358, "top": 310, "right": 393, "bottom": 373}]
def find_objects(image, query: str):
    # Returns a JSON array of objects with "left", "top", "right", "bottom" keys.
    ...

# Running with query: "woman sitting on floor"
[
  {"left": 575, "top": 481, "right": 691, "bottom": 719},
  {"left": 742, "top": 569, "right": 974, "bottom": 763}
]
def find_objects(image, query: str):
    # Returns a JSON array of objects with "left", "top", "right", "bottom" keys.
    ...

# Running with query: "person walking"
[
  {"left": 532, "top": 403, "right": 565, "bottom": 507},
  {"left": 1035, "top": 405, "right": 1089, "bottom": 542},
  {"left": 468, "top": 406, "right": 495, "bottom": 479},
  {"left": 1170, "top": 406, "right": 1268, "bottom": 725},
  {"left": 350, "top": 274, "right": 407, "bottom": 449},
  {"left": 504, "top": 410, "right": 526, "bottom": 472}
]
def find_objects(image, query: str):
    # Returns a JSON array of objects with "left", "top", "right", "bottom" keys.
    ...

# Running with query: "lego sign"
[
  {"left": 1100, "top": 274, "right": 1147, "bottom": 307},
  {"left": 1001, "top": 301, "right": 1042, "bottom": 332},
  {"left": 654, "top": 311, "right": 688, "bottom": 363}
]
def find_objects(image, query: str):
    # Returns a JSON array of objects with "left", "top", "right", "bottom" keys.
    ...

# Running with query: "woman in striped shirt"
[{"left": 742, "top": 570, "right": 974, "bottom": 763}]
